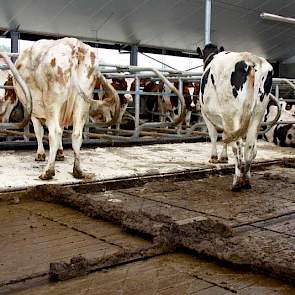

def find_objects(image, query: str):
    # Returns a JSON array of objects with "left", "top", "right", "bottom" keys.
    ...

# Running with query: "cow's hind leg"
[
  {"left": 218, "top": 143, "right": 228, "bottom": 163},
  {"left": 231, "top": 140, "right": 244, "bottom": 191},
  {"left": 32, "top": 117, "right": 46, "bottom": 162},
  {"left": 243, "top": 121, "right": 259, "bottom": 189},
  {"left": 71, "top": 105, "right": 90, "bottom": 179},
  {"left": 203, "top": 115, "right": 218, "bottom": 163},
  {"left": 56, "top": 128, "right": 65, "bottom": 161},
  {"left": 218, "top": 134, "right": 228, "bottom": 163},
  {"left": 39, "top": 118, "right": 62, "bottom": 180}
]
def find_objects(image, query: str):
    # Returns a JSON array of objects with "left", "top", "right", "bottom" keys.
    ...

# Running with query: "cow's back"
[{"left": 14, "top": 38, "right": 97, "bottom": 123}]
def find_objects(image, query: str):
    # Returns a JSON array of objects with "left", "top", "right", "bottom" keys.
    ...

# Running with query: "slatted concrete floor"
[
  {"left": 0, "top": 200, "right": 150, "bottom": 288},
  {"left": 0, "top": 168, "right": 295, "bottom": 293},
  {"left": 1, "top": 146, "right": 295, "bottom": 293}
]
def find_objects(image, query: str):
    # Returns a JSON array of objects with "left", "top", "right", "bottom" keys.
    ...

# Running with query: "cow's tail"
[{"left": 223, "top": 65, "right": 256, "bottom": 144}]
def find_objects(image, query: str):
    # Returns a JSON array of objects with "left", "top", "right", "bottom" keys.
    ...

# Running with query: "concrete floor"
[
  {"left": 1, "top": 200, "right": 295, "bottom": 295},
  {"left": 0, "top": 141, "right": 294, "bottom": 191}
]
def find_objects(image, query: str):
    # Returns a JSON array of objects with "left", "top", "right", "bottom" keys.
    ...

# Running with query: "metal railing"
[
  {"left": 0, "top": 55, "right": 205, "bottom": 145},
  {"left": 0, "top": 52, "right": 32, "bottom": 129},
  {"left": 0, "top": 54, "right": 293, "bottom": 146}
]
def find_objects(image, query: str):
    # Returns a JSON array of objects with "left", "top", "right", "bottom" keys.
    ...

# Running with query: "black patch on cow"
[
  {"left": 258, "top": 88, "right": 265, "bottom": 102},
  {"left": 225, "top": 52, "right": 230, "bottom": 54},
  {"left": 264, "top": 70, "right": 273, "bottom": 95},
  {"left": 230, "top": 61, "right": 251, "bottom": 98},
  {"left": 211, "top": 74, "right": 215, "bottom": 86},
  {"left": 201, "top": 68, "right": 210, "bottom": 103},
  {"left": 9, "top": 100, "right": 24, "bottom": 123},
  {"left": 273, "top": 124, "right": 292, "bottom": 147}
]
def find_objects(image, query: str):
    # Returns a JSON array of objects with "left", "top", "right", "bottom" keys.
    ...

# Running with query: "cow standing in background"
[
  {"left": 140, "top": 79, "right": 161, "bottom": 121},
  {"left": 159, "top": 81, "right": 200, "bottom": 127},
  {"left": 14, "top": 37, "right": 119, "bottom": 180},
  {"left": 0, "top": 72, "right": 20, "bottom": 123},
  {"left": 2, "top": 74, "right": 24, "bottom": 123},
  {"left": 198, "top": 44, "right": 273, "bottom": 191}
]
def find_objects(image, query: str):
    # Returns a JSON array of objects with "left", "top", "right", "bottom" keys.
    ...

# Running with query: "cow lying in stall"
[
  {"left": 159, "top": 81, "right": 200, "bottom": 127},
  {"left": 197, "top": 44, "right": 273, "bottom": 191},
  {"left": 90, "top": 77, "right": 133, "bottom": 129},
  {"left": 13, "top": 37, "right": 120, "bottom": 180},
  {"left": 263, "top": 99, "right": 295, "bottom": 147}
]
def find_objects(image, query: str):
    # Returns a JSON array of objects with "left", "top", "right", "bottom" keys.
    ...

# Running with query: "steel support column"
[
  {"left": 204, "top": 0, "right": 212, "bottom": 45},
  {"left": 10, "top": 31, "right": 20, "bottom": 63},
  {"left": 130, "top": 45, "right": 138, "bottom": 66}
]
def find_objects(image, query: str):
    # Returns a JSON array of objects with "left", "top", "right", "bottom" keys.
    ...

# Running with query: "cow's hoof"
[
  {"left": 73, "top": 167, "right": 95, "bottom": 180},
  {"left": 73, "top": 167, "right": 86, "bottom": 179},
  {"left": 35, "top": 153, "right": 46, "bottom": 162},
  {"left": 231, "top": 183, "right": 242, "bottom": 192},
  {"left": 242, "top": 179, "right": 252, "bottom": 189},
  {"left": 218, "top": 157, "right": 229, "bottom": 163},
  {"left": 243, "top": 183, "right": 252, "bottom": 189},
  {"left": 39, "top": 169, "right": 55, "bottom": 180},
  {"left": 209, "top": 156, "right": 219, "bottom": 164},
  {"left": 56, "top": 149, "right": 65, "bottom": 161}
]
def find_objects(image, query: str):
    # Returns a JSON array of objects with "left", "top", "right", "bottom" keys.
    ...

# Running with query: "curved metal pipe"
[
  {"left": 0, "top": 52, "right": 32, "bottom": 129},
  {"left": 259, "top": 94, "right": 282, "bottom": 135},
  {"left": 95, "top": 69, "right": 121, "bottom": 127},
  {"left": 116, "top": 66, "right": 186, "bottom": 137}
]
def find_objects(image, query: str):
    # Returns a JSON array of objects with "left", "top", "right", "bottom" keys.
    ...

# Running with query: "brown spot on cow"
[
  {"left": 77, "top": 47, "right": 86, "bottom": 65},
  {"left": 50, "top": 58, "right": 56, "bottom": 67},
  {"left": 16, "top": 64, "right": 22, "bottom": 70},
  {"left": 56, "top": 66, "right": 65, "bottom": 85},
  {"left": 87, "top": 67, "right": 94, "bottom": 79},
  {"left": 4, "top": 75, "right": 17, "bottom": 103}
]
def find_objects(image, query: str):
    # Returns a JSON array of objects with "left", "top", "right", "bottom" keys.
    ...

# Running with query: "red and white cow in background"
[
  {"left": 197, "top": 44, "right": 273, "bottom": 191},
  {"left": 90, "top": 77, "right": 133, "bottom": 129},
  {"left": 14, "top": 37, "right": 119, "bottom": 180},
  {"left": 0, "top": 70, "right": 19, "bottom": 123}
]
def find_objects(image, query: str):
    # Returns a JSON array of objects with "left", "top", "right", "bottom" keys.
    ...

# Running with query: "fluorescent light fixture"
[{"left": 260, "top": 12, "right": 295, "bottom": 25}]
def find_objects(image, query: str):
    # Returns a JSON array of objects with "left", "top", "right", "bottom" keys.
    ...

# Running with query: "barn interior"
[{"left": 0, "top": 1, "right": 295, "bottom": 294}]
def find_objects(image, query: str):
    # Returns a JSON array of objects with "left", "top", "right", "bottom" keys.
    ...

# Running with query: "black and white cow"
[
  {"left": 197, "top": 44, "right": 273, "bottom": 191},
  {"left": 263, "top": 100, "right": 295, "bottom": 147}
]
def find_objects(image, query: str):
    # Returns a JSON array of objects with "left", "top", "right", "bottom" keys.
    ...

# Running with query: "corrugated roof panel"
[{"left": 0, "top": 0, "right": 294, "bottom": 61}]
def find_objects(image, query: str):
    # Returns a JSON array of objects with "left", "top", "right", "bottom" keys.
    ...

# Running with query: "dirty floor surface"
[
  {"left": 1, "top": 165, "right": 295, "bottom": 294},
  {"left": 0, "top": 141, "right": 294, "bottom": 191}
]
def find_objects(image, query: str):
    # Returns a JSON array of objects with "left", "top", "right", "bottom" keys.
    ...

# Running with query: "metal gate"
[{"left": 0, "top": 52, "right": 285, "bottom": 148}]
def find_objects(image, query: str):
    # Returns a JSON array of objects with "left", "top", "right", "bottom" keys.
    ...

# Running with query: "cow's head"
[
  {"left": 197, "top": 44, "right": 224, "bottom": 69},
  {"left": 183, "top": 82, "right": 200, "bottom": 111},
  {"left": 111, "top": 78, "right": 133, "bottom": 104}
]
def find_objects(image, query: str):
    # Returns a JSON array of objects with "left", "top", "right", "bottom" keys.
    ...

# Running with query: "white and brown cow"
[
  {"left": 197, "top": 44, "right": 273, "bottom": 191},
  {"left": 14, "top": 37, "right": 119, "bottom": 180},
  {"left": 263, "top": 100, "right": 295, "bottom": 147}
]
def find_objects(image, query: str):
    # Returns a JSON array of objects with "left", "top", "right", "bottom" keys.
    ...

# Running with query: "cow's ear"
[
  {"left": 197, "top": 47, "right": 203, "bottom": 58},
  {"left": 219, "top": 46, "right": 225, "bottom": 52}
]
